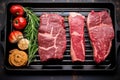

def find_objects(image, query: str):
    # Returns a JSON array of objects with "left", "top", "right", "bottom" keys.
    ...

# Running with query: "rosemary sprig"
[{"left": 23, "top": 7, "right": 39, "bottom": 65}]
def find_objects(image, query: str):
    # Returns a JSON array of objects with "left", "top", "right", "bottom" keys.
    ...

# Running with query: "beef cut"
[
  {"left": 38, "top": 13, "right": 66, "bottom": 61},
  {"left": 87, "top": 10, "right": 114, "bottom": 63},
  {"left": 68, "top": 12, "right": 85, "bottom": 62}
]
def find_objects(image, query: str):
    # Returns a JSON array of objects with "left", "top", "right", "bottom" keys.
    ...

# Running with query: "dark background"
[{"left": 0, "top": 0, "right": 120, "bottom": 80}]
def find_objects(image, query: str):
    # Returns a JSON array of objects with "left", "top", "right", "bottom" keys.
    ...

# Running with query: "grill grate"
[{"left": 29, "top": 9, "right": 111, "bottom": 70}]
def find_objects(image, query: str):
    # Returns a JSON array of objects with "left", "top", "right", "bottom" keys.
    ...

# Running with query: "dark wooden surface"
[{"left": 0, "top": 0, "right": 120, "bottom": 80}]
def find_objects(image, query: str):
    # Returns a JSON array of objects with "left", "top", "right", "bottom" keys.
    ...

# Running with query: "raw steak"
[
  {"left": 38, "top": 13, "right": 66, "bottom": 61},
  {"left": 68, "top": 12, "right": 85, "bottom": 62},
  {"left": 87, "top": 10, "right": 114, "bottom": 63}
]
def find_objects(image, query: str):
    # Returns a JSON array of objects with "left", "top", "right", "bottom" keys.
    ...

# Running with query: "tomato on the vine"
[
  {"left": 10, "top": 5, "right": 24, "bottom": 16},
  {"left": 9, "top": 31, "right": 23, "bottom": 43},
  {"left": 13, "top": 16, "right": 27, "bottom": 30}
]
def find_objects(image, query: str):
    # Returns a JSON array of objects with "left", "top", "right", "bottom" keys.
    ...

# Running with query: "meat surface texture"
[
  {"left": 87, "top": 10, "right": 114, "bottom": 63},
  {"left": 68, "top": 12, "right": 85, "bottom": 62},
  {"left": 38, "top": 13, "right": 66, "bottom": 61}
]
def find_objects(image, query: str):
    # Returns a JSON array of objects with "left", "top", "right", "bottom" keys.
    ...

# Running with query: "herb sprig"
[{"left": 23, "top": 7, "right": 39, "bottom": 65}]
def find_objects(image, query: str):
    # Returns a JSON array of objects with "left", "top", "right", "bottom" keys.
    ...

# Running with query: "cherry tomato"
[
  {"left": 13, "top": 16, "right": 27, "bottom": 30},
  {"left": 9, "top": 31, "right": 23, "bottom": 43},
  {"left": 10, "top": 5, "right": 24, "bottom": 16}
]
